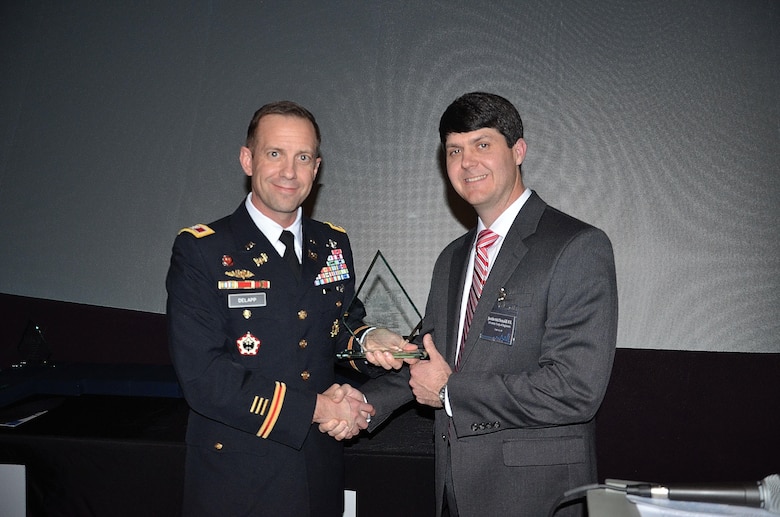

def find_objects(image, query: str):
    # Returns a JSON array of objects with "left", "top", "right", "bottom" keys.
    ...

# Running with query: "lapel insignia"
[
  {"left": 221, "top": 255, "right": 234, "bottom": 267},
  {"left": 236, "top": 332, "right": 260, "bottom": 355},
  {"left": 328, "top": 239, "right": 338, "bottom": 249},
  {"left": 330, "top": 319, "right": 340, "bottom": 337},
  {"left": 314, "top": 248, "right": 350, "bottom": 286},
  {"left": 225, "top": 269, "right": 255, "bottom": 280},
  {"left": 244, "top": 241, "right": 256, "bottom": 251},
  {"left": 307, "top": 250, "right": 318, "bottom": 261},
  {"left": 253, "top": 253, "right": 269, "bottom": 267}
]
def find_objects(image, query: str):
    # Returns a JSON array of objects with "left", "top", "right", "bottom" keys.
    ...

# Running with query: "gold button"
[
  {"left": 298, "top": 310, "right": 307, "bottom": 320},
  {"left": 301, "top": 370, "right": 310, "bottom": 381},
  {"left": 242, "top": 309, "right": 252, "bottom": 319},
  {"left": 214, "top": 442, "right": 223, "bottom": 450},
  {"left": 299, "top": 339, "right": 308, "bottom": 349},
  {"left": 335, "top": 301, "right": 342, "bottom": 307}
]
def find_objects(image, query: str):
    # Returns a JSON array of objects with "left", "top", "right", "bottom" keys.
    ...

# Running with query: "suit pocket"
[{"left": 502, "top": 435, "right": 586, "bottom": 466}]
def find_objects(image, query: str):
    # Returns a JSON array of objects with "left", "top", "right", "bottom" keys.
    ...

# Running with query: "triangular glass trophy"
[
  {"left": 338, "top": 251, "right": 424, "bottom": 360},
  {"left": 14, "top": 320, "right": 54, "bottom": 368}
]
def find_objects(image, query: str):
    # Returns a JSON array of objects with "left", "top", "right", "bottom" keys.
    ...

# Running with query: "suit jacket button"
[
  {"left": 214, "top": 442, "right": 223, "bottom": 450},
  {"left": 298, "top": 310, "right": 308, "bottom": 320},
  {"left": 299, "top": 339, "right": 308, "bottom": 349},
  {"left": 301, "top": 370, "right": 310, "bottom": 381},
  {"left": 471, "top": 423, "right": 478, "bottom": 432}
]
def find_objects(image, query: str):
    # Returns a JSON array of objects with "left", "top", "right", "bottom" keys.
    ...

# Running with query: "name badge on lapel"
[
  {"left": 480, "top": 307, "right": 516, "bottom": 346},
  {"left": 228, "top": 293, "right": 267, "bottom": 309}
]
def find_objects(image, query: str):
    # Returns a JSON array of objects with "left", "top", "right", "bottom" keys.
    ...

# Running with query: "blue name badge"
[{"left": 479, "top": 308, "right": 516, "bottom": 346}]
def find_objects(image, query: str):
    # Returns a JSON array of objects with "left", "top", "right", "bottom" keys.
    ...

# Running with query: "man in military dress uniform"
[{"left": 166, "top": 101, "right": 400, "bottom": 516}]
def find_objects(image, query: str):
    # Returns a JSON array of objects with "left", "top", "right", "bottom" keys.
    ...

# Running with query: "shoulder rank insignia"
[
  {"left": 178, "top": 223, "right": 215, "bottom": 238},
  {"left": 324, "top": 222, "right": 346, "bottom": 233}
]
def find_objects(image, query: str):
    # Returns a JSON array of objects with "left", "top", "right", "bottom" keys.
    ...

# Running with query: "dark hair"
[
  {"left": 245, "top": 101, "right": 321, "bottom": 156},
  {"left": 438, "top": 92, "right": 523, "bottom": 148}
]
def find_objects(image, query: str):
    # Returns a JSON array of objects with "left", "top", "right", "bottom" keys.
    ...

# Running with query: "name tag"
[
  {"left": 228, "top": 293, "right": 267, "bottom": 309},
  {"left": 480, "top": 308, "right": 516, "bottom": 346}
]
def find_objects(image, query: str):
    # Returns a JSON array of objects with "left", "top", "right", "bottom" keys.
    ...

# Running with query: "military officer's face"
[{"left": 239, "top": 114, "right": 321, "bottom": 227}]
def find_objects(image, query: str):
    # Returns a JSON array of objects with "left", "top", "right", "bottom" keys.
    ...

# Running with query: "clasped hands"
[
  {"left": 314, "top": 383, "right": 373, "bottom": 441},
  {"left": 316, "top": 330, "right": 451, "bottom": 441}
]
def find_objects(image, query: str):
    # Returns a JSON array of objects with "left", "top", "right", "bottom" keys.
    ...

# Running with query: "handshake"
[
  {"left": 313, "top": 383, "right": 374, "bottom": 441},
  {"left": 315, "top": 328, "right": 421, "bottom": 440}
]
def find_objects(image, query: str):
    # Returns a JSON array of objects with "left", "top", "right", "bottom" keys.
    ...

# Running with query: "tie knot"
[
  {"left": 477, "top": 229, "right": 499, "bottom": 250},
  {"left": 279, "top": 230, "right": 295, "bottom": 249}
]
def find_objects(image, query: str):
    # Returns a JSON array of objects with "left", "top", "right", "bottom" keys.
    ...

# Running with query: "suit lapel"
[
  {"left": 458, "top": 192, "right": 547, "bottom": 369},
  {"left": 445, "top": 232, "right": 474, "bottom": 366}
]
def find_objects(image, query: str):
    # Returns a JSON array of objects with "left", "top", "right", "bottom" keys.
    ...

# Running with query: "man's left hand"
[{"left": 409, "top": 334, "right": 451, "bottom": 407}]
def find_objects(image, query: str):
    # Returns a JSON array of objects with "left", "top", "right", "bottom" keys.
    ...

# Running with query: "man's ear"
[
  {"left": 513, "top": 138, "right": 527, "bottom": 166},
  {"left": 239, "top": 146, "right": 253, "bottom": 176}
]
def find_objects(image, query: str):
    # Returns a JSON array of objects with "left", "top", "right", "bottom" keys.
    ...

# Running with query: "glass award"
[
  {"left": 14, "top": 320, "right": 54, "bottom": 368},
  {"left": 337, "top": 251, "right": 425, "bottom": 360}
]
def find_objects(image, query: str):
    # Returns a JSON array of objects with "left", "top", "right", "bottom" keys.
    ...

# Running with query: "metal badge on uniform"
[
  {"left": 314, "top": 248, "right": 350, "bottom": 286},
  {"left": 225, "top": 269, "right": 254, "bottom": 279},
  {"left": 228, "top": 293, "right": 267, "bottom": 308},
  {"left": 480, "top": 308, "right": 517, "bottom": 346},
  {"left": 221, "top": 255, "right": 234, "bottom": 267},
  {"left": 236, "top": 332, "right": 260, "bottom": 355},
  {"left": 253, "top": 253, "right": 268, "bottom": 267}
]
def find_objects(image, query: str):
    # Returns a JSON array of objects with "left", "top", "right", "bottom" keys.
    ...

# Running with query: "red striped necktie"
[{"left": 456, "top": 229, "right": 499, "bottom": 371}]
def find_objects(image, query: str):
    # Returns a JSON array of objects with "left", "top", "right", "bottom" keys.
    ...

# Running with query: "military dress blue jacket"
[{"left": 166, "top": 202, "right": 368, "bottom": 517}]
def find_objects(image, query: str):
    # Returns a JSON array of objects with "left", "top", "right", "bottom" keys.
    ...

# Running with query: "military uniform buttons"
[
  {"left": 335, "top": 300, "right": 342, "bottom": 307},
  {"left": 214, "top": 442, "right": 223, "bottom": 450},
  {"left": 301, "top": 370, "right": 310, "bottom": 381},
  {"left": 299, "top": 339, "right": 308, "bottom": 349},
  {"left": 298, "top": 310, "right": 307, "bottom": 320}
]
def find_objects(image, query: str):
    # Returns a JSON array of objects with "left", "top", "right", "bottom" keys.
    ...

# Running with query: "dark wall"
[{"left": 1, "top": 1, "right": 778, "bottom": 353}]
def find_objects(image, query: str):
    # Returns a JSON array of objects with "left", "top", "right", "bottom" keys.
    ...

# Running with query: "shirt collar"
[
  {"left": 244, "top": 193, "right": 303, "bottom": 246},
  {"left": 477, "top": 187, "right": 532, "bottom": 237}
]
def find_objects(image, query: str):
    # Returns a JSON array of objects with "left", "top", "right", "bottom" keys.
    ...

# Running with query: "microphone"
[{"left": 627, "top": 474, "right": 780, "bottom": 512}]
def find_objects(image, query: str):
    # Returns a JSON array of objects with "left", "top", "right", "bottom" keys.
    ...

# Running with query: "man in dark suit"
[
  {"left": 361, "top": 92, "right": 618, "bottom": 516},
  {"left": 166, "top": 101, "right": 402, "bottom": 516}
]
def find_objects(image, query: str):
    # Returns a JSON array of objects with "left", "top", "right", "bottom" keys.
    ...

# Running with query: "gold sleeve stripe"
[
  {"left": 347, "top": 325, "right": 370, "bottom": 371},
  {"left": 251, "top": 396, "right": 269, "bottom": 415},
  {"left": 257, "top": 381, "right": 286, "bottom": 438}
]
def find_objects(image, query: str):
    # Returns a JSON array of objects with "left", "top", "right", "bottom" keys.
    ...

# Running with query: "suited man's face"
[{"left": 444, "top": 127, "right": 527, "bottom": 226}]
